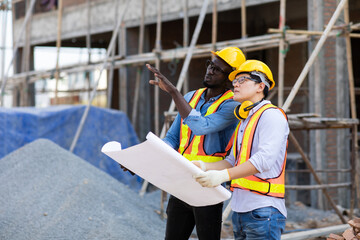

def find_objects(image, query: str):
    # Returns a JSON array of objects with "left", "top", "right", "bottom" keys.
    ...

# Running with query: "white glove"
[
  {"left": 193, "top": 169, "right": 230, "bottom": 188},
  {"left": 192, "top": 160, "right": 207, "bottom": 171}
]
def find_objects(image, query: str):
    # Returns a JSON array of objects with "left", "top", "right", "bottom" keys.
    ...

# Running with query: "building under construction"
[{"left": 1, "top": 0, "right": 360, "bottom": 238}]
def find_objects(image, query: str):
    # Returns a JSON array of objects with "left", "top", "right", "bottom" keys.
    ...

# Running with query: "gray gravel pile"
[{"left": 0, "top": 139, "right": 165, "bottom": 240}]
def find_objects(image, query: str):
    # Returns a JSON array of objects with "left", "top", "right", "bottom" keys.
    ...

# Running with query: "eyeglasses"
[
  {"left": 232, "top": 76, "right": 257, "bottom": 86},
  {"left": 205, "top": 60, "right": 227, "bottom": 75}
]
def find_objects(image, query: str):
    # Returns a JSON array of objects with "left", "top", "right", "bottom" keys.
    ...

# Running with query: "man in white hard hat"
[{"left": 146, "top": 47, "right": 246, "bottom": 240}]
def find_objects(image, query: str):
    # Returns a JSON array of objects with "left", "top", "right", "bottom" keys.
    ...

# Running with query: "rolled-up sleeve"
[{"left": 225, "top": 147, "right": 236, "bottom": 167}]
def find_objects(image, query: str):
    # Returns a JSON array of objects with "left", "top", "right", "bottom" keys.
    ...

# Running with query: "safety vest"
[
  {"left": 178, "top": 88, "right": 234, "bottom": 163},
  {"left": 230, "top": 104, "right": 288, "bottom": 198}
]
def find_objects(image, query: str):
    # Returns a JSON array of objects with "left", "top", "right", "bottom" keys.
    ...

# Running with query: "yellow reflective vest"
[
  {"left": 230, "top": 103, "right": 288, "bottom": 198},
  {"left": 178, "top": 88, "right": 234, "bottom": 163}
]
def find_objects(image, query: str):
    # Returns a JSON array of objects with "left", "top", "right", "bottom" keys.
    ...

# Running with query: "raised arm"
[{"left": 147, "top": 64, "right": 192, "bottom": 119}]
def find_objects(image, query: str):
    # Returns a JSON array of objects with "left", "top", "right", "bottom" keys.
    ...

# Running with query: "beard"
[
  {"left": 202, "top": 78, "right": 229, "bottom": 89},
  {"left": 202, "top": 79, "right": 213, "bottom": 88}
]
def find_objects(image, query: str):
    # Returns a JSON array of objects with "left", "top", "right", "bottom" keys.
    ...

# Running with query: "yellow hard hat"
[
  {"left": 211, "top": 47, "right": 246, "bottom": 69},
  {"left": 229, "top": 60, "right": 275, "bottom": 90}
]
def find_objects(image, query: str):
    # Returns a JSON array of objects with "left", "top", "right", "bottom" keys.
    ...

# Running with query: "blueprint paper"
[{"left": 101, "top": 132, "right": 231, "bottom": 206}]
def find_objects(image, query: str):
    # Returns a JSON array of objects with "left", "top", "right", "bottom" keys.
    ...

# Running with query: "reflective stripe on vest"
[
  {"left": 178, "top": 88, "right": 234, "bottom": 163},
  {"left": 230, "top": 104, "right": 288, "bottom": 198}
]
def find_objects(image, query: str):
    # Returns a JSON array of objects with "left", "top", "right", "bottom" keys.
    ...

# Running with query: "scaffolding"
[{"left": 1, "top": 0, "right": 360, "bottom": 225}]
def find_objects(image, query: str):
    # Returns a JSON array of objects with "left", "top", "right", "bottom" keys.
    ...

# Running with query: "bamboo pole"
[
  {"left": 241, "top": 0, "right": 246, "bottom": 39},
  {"left": 132, "top": 0, "right": 146, "bottom": 128},
  {"left": 286, "top": 182, "right": 351, "bottom": 190},
  {"left": 222, "top": 199, "right": 232, "bottom": 223},
  {"left": 211, "top": 0, "right": 217, "bottom": 50},
  {"left": 282, "top": 0, "right": 348, "bottom": 112},
  {"left": 119, "top": 23, "right": 127, "bottom": 113},
  {"left": 0, "top": 0, "right": 36, "bottom": 106},
  {"left": 1, "top": 2, "right": 8, "bottom": 97},
  {"left": 70, "top": 0, "right": 132, "bottom": 152},
  {"left": 107, "top": 0, "right": 121, "bottom": 109},
  {"left": 85, "top": 0, "right": 92, "bottom": 101},
  {"left": 269, "top": 28, "right": 360, "bottom": 38},
  {"left": 54, "top": 0, "right": 63, "bottom": 105},
  {"left": 139, "top": 0, "right": 162, "bottom": 197},
  {"left": 107, "top": 46, "right": 115, "bottom": 108},
  {"left": 343, "top": 0, "right": 359, "bottom": 215},
  {"left": 278, "top": 0, "right": 286, "bottom": 107},
  {"left": 182, "top": 0, "right": 189, "bottom": 94},
  {"left": 289, "top": 132, "right": 346, "bottom": 223},
  {"left": 154, "top": 0, "right": 162, "bottom": 136},
  {"left": 20, "top": 0, "right": 32, "bottom": 106}
]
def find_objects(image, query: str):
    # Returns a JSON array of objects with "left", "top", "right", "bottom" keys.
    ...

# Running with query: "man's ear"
[{"left": 257, "top": 82, "right": 266, "bottom": 93}]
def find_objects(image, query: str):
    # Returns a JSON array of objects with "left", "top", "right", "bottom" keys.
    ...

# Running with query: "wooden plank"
[
  {"left": 281, "top": 224, "right": 349, "bottom": 240},
  {"left": 288, "top": 117, "right": 358, "bottom": 130}
]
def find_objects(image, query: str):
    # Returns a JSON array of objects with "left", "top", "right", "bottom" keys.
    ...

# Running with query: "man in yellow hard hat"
[
  {"left": 146, "top": 47, "right": 245, "bottom": 240},
  {"left": 194, "top": 60, "right": 289, "bottom": 240}
]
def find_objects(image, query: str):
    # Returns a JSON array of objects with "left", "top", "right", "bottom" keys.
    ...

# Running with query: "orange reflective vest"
[
  {"left": 178, "top": 88, "right": 234, "bottom": 162},
  {"left": 230, "top": 104, "right": 288, "bottom": 198}
]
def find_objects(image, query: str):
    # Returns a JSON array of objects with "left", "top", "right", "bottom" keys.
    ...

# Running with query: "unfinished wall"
[
  {"left": 13, "top": 0, "right": 279, "bottom": 47},
  {"left": 308, "top": 0, "right": 351, "bottom": 209}
]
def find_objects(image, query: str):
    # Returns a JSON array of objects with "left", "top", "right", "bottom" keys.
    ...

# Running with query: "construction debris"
[{"left": 327, "top": 218, "right": 360, "bottom": 240}]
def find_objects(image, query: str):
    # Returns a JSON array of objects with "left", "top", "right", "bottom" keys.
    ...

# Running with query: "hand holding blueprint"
[{"left": 101, "top": 132, "right": 231, "bottom": 206}]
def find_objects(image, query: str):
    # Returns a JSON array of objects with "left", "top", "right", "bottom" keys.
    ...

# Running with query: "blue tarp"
[{"left": 0, "top": 105, "right": 142, "bottom": 190}]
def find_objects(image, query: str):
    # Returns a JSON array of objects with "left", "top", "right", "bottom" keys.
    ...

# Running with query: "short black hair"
[{"left": 249, "top": 72, "right": 269, "bottom": 98}]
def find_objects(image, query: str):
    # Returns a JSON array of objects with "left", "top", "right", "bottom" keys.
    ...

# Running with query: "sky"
[{"left": 0, "top": 7, "right": 107, "bottom": 107}]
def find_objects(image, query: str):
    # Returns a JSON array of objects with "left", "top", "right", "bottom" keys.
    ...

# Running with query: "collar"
[
  {"left": 247, "top": 100, "right": 271, "bottom": 117},
  {"left": 200, "top": 88, "right": 228, "bottom": 102}
]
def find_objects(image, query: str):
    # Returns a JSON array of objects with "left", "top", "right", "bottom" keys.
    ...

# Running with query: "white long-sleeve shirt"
[{"left": 225, "top": 100, "right": 289, "bottom": 217}]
